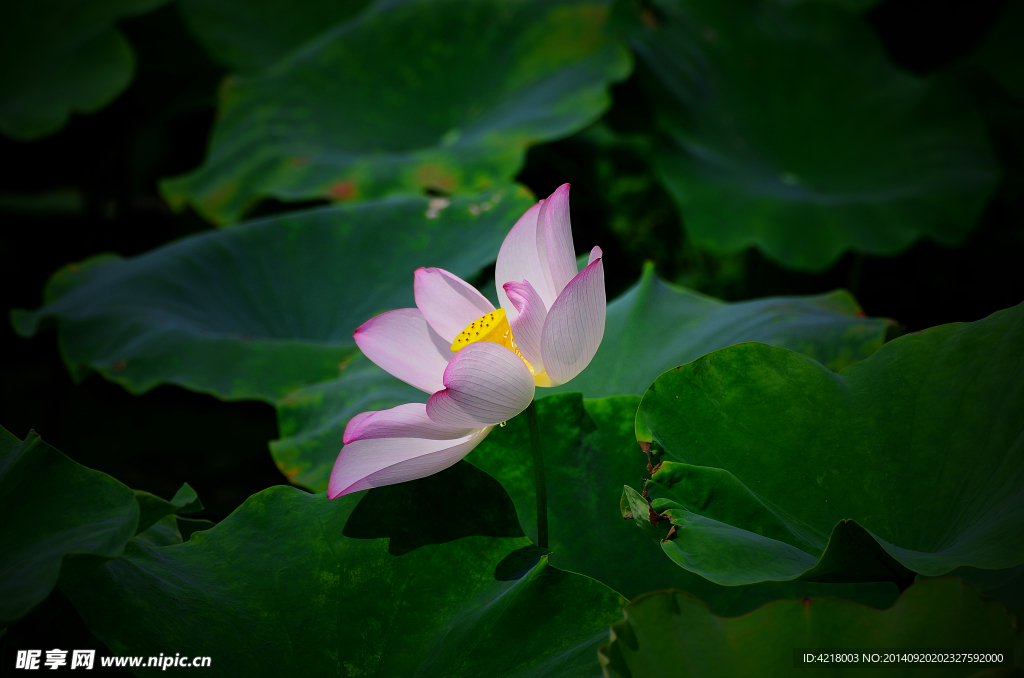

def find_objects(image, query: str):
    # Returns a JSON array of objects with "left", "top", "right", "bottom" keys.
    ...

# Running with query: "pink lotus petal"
[
  {"left": 328, "top": 427, "right": 491, "bottom": 498},
  {"left": 495, "top": 200, "right": 557, "bottom": 315},
  {"left": 343, "top": 403, "right": 475, "bottom": 444},
  {"left": 541, "top": 184, "right": 577, "bottom": 297},
  {"left": 503, "top": 279, "right": 547, "bottom": 373},
  {"left": 414, "top": 267, "right": 495, "bottom": 343},
  {"left": 426, "top": 341, "right": 535, "bottom": 427},
  {"left": 353, "top": 308, "right": 452, "bottom": 394},
  {"left": 588, "top": 245, "right": 603, "bottom": 265},
  {"left": 540, "top": 253, "right": 606, "bottom": 387},
  {"left": 342, "top": 411, "right": 375, "bottom": 443}
]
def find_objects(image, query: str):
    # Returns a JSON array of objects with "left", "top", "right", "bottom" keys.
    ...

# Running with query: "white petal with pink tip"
[
  {"left": 353, "top": 308, "right": 453, "bottom": 394},
  {"left": 540, "top": 184, "right": 578, "bottom": 297},
  {"left": 328, "top": 427, "right": 491, "bottom": 498},
  {"left": 503, "top": 279, "right": 547, "bottom": 373},
  {"left": 426, "top": 342, "right": 535, "bottom": 428},
  {"left": 414, "top": 267, "right": 495, "bottom": 343},
  {"left": 495, "top": 201, "right": 557, "bottom": 315},
  {"left": 540, "top": 253, "right": 606, "bottom": 386},
  {"left": 343, "top": 402, "right": 475, "bottom": 444}
]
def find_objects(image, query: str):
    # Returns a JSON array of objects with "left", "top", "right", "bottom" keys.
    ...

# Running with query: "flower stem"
[{"left": 525, "top": 399, "right": 548, "bottom": 549}]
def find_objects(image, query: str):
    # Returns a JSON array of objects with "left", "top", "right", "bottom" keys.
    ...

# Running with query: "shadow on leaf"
[
  {"left": 343, "top": 461, "right": 524, "bottom": 556},
  {"left": 494, "top": 546, "right": 552, "bottom": 581}
]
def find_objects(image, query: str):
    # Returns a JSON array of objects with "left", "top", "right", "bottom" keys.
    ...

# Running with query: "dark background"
[{"left": 1, "top": 0, "right": 1022, "bottom": 669}]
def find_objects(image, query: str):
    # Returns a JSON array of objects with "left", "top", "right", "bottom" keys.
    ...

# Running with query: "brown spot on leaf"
[
  {"left": 203, "top": 181, "right": 240, "bottom": 212},
  {"left": 112, "top": 360, "right": 127, "bottom": 372},
  {"left": 328, "top": 180, "right": 357, "bottom": 201},
  {"left": 648, "top": 506, "right": 671, "bottom": 527},
  {"left": 276, "top": 461, "right": 302, "bottom": 481},
  {"left": 639, "top": 441, "right": 656, "bottom": 473},
  {"left": 640, "top": 8, "right": 658, "bottom": 29},
  {"left": 415, "top": 164, "right": 456, "bottom": 192},
  {"left": 663, "top": 525, "right": 678, "bottom": 542}
]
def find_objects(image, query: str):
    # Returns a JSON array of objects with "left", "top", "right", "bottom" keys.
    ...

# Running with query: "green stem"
[{"left": 525, "top": 399, "right": 548, "bottom": 549}]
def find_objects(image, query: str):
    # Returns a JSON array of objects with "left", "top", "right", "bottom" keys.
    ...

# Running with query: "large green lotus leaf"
[
  {"left": 550, "top": 263, "right": 891, "bottom": 398},
  {"left": 0, "top": 427, "right": 209, "bottom": 625},
  {"left": 598, "top": 578, "right": 1019, "bottom": 678},
  {"left": 178, "top": 0, "right": 373, "bottom": 73},
  {"left": 161, "top": 0, "right": 632, "bottom": 224},
  {"left": 269, "top": 267, "right": 891, "bottom": 490},
  {"left": 11, "top": 188, "right": 531, "bottom": 402},
  {"left": 465, "top": 394, "right": 899, "bottom": 612},
  {"left": 61, "top": 485, "right": 628, "bottom": 677},
  {"left": 0, "top": 0, "right": 166, "bottom": 140},
  {"left": 626, "top": 0, "right": 998, "bottom": 270},
  {"left": 271, "top": 386, "right": 897, "bottom": 612},
  {"left": 0, "top": 427, "right": 138, "bottom": 626},
  {"left": 631, "top": 303, "right": 1024, "bottom": 586}
]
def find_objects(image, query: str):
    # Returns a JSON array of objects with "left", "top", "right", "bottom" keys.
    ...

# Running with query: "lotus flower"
[{"left": 328, "top": 184, "right": 605, "bottom": 499}]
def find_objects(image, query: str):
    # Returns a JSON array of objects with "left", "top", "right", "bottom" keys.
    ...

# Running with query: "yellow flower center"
[
  {"left": 451, "top": 308, "right": 514, "bottom": 353},
  {"left": 451, "top": 308, "right": 543, "bottom": 381},
  {"left": 452, "top": 309, "right": 557, "bottom": 385}
]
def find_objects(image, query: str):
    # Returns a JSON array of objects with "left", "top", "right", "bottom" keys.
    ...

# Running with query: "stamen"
[{"left": 450, "top": 308, "right": 535, "bottom": 374}]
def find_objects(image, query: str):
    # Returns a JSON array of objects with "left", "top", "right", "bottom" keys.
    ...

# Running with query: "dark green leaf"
[
  {"left": 549, "top": 263, "right": 892, "bottom": 397},
  {"left": 633, "top": 303, "right": 1024, "bottom": 585},
  {"left": 599, "top": 578, "right": 1018, "bottom": 678},
  {"left": 627, "top": 0, "right": 998, "bottom": 270},
  {"left": 275, "top": 386, "right": 897, "bottom": 610},
  {"left": 0, "top": 427, "right": 138, "bottom": 626},
  {"left": 134, "top": 515, "right": 184, "bottom": 547},
  {"left": 0, "top": 0, "right": 166, "bottom": 140},
  {"left": 178, "top": 0, "right": 373, "bottom": 73},
  {"left": 176, "top": 517, "right": 217, "bottom": 543},
  {"left": 12, "top": 188, "right": 532, "bottom": 402},
  {"left": 134, "top": 482, "right": 203, "bottom": 534},
  {"left": 61, "top": 486, "right": 628, "bottom": 677},
  {"left": 161, "top": 0, "right": 632, "bottom": 224},
  {"left": 466, "top": 394, "right": 899, "bottom": 612}
]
